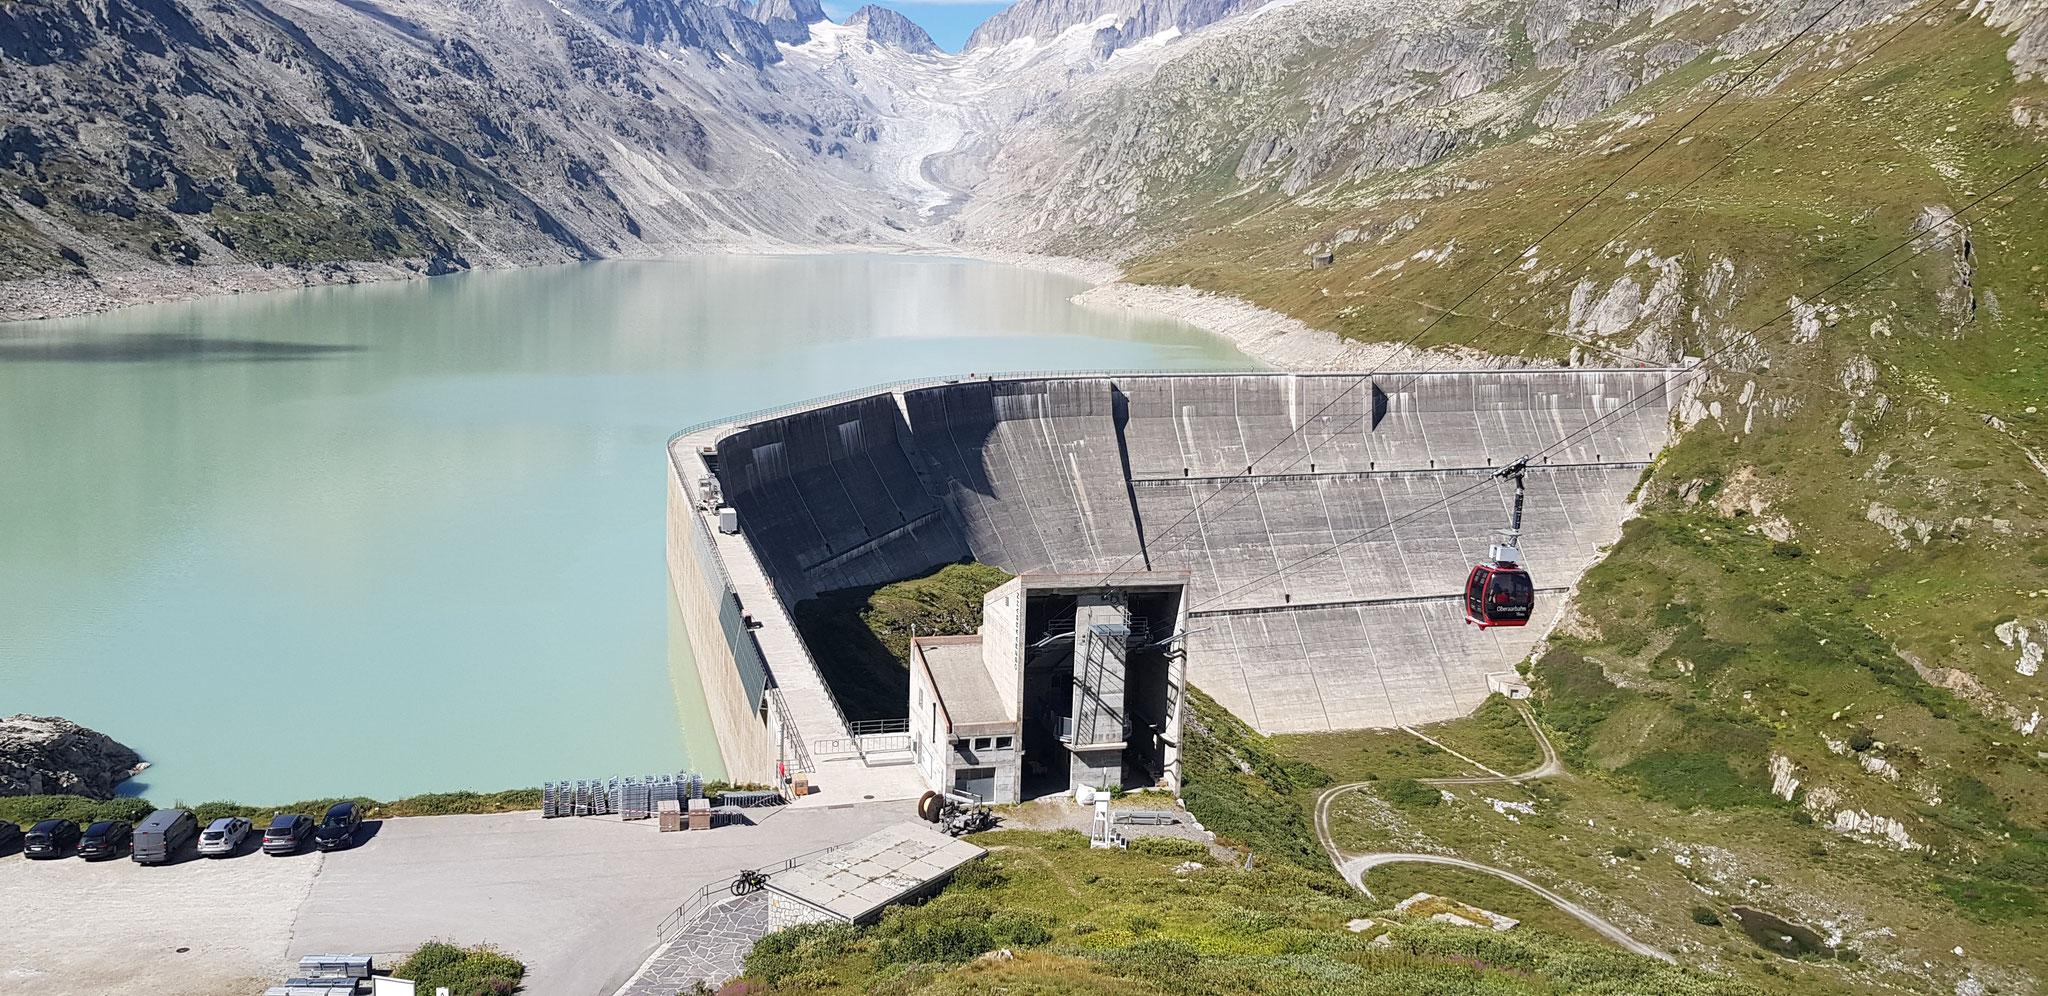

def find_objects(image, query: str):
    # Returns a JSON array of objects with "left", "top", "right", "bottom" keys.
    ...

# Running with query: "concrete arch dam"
[{"left": 677, "top": 370, "right": 1675, "bottom": 739}]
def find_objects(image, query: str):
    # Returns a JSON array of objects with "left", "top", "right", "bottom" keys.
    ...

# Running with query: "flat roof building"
[{"left": 909, "top": 572, "right": 1190, "bottom": 803}]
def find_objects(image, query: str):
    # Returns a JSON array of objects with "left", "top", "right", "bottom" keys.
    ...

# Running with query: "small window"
[
  {"left": 974, "top": 737, "right": 992, "bottom": 751},
  {"left": 995, "top": 736, "right": 1013, "bottom": 749}
]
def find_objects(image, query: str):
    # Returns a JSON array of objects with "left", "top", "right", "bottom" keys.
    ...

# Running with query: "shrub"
[
  {"left": 0, "top": 788, "right": 543, "bottom": 830},
  {"left": 744, "top": 923, "right": 860, "bottom": 983},
  {"left": 1038, "top": 829, "right": 1090, "bottom": 851},
  {"left": 1220, "top": 905, "right": 1280, "bottom": 933},
  {"left": 1087, "top": 938, "right": 1201, "bottom": 985},
  {"left": 1847, "top": 729, "right": 1875, "bottom": 752},
  {"left": 949, "top": 857, "right": 1006, "bottom": 890},
  {"left": 1128, "top": 836, "right": 1207, "bottom": 859},
  {"left": 876, "top": 895, "right": 997, "bottom": 963},
  {"left": 1121, "top": 912, "right": 1161, "bottom": 936},
  {"left": 1377, "top": 778, "right": 1441, "bottom": 809},
  {"left": 1619, "top": 751, "right": 1771, "bottom": 809},
  {"left": 882, "top": 917, "right": 991, "bottom": 963},
  {"left": 393, "top": 942, "right": 524, "bottom": 996},
  {"left": 1690, "top": 906, "right": 1722, "bottom": 927},
  {"left": 988, "top": 909, "right": 1054, "bottom": 947},
  {"left": 0, "top": 795, "right": 154, "bottom": 827},
  {"left": 1770, "top": 542, "right": 1803, "bottom": 558}
]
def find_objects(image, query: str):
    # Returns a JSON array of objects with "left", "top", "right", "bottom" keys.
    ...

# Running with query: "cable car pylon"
[{"left": 1464, "top": 459, "right": 1536, "bottom": 629}]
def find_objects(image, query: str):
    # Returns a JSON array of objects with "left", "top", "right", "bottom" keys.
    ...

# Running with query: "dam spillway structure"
[{"left": 667, "top": 370, "right": 1677, "bottom": 803}]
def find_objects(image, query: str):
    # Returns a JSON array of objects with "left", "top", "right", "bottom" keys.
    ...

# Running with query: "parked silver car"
[{"left": 197, "top": 817, "right": 252, "bottom": 857}]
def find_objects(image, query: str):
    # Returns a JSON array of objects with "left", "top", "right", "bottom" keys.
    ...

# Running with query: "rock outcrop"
[
  {"left": 0, "top": 715, "right": 145, "bottom": 801},
  {"left": 845, "top": 5, "right": 939, "bottom": 54},
  {"left": 964, "top": 0, "right": 1249, "bottom": 57},
  {"left": 752, "top": 0, "right": 828, "bottom": 43}
]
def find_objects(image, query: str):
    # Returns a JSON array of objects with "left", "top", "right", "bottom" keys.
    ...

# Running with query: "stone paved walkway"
[{"left": 616, "top": 890, "right": 774, "bottom": 996}]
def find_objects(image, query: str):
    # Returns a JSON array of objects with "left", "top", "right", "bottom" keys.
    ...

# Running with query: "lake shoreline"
[{"left": 0, "top": 242, "right": 1505, "bottom": 376}]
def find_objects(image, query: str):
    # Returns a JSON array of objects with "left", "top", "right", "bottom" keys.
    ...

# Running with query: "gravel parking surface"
[
  {"left": 0, "top": 801, "right": 910, "bottom": 996},
  {"left": 0, "top": 840, "right": 321, "bottom": 996}
]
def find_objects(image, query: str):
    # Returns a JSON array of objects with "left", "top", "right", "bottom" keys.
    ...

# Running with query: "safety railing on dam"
[
  {"left": 666, "top": 369, "right": 1260, "bottom": 441},
  {"left": 663, "top": 364, "right": 1689, "bottom": 444},
  {"left": 684, "top": 509, "right": 772, "bottom": 717}
]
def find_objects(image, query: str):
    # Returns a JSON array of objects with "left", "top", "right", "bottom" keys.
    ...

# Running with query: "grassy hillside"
[
  {"left": 792, "top": 562, "right": 1014, "bottom": 721},
  {"left": 730, "top": 828, "right": 1760, "bottom": 995}
]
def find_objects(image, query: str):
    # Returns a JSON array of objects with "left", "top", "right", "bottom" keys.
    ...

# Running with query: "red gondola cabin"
[{"left": 1464, "top": 563, "right": 1534, "bottom": 629}]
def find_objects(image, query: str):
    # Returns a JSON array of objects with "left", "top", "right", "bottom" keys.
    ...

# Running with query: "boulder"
[{"left": 0, "top": 715, "right": 146, "bottom": 800}]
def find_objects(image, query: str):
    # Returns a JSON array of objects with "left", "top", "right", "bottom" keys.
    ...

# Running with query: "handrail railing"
[
  {"left": 663, "top": 364, "right": 1686, "bottom": 445},
  {"left": 667, "top": 369, "right": 1274, "bottom": 443},
  {"left": 655, "top": 840, "right": 847, "bottom": 940},
  {"left": 767, "top": 681, "right": 814, "bottom": 775}
]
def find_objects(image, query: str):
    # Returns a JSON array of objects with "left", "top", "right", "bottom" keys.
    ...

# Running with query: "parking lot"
[{"left": 0, "top": 801, "right": 909, "bottom": 996}]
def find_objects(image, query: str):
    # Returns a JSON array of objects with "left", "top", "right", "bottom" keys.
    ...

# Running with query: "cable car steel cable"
[
  {"left": 1086, "top": 0, "right": 1876, "bottom": 585},
  {"left": 1187, "top": 163, "right": 2048, "bottom": 615},
  {"left": 1447, "top": 0, "right": 1952, "bottom": 366},
  {"left": 1122, "top": 9, "right": 2018, "bottom": 610}
]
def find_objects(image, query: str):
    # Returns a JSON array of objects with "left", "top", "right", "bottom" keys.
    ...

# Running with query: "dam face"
[{"left": 673, "top": 371, "right": 1674, "bottom": 767}]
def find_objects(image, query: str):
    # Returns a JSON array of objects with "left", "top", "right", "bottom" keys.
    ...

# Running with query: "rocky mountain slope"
[
  {"left": 844, "top": 4, "right": 937, "bottom": 54},
  {"left": 963, "top": 0, "right": 1249, "bottom": 57},
  {"left": 0, "top": 0, "right": 945, "bottom": 319}
]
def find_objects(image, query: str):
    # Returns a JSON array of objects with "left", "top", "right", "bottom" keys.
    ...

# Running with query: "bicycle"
[{"left": 730, "top": 868, "right": 768, "bottom": 896}]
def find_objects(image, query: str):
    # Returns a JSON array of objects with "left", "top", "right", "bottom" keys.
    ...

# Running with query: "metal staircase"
[
  {"left": 1073, "top": 622, "right": 1129, "bottom": 748},
  {"left": 767, "top": 682, "right": 814, "bottom": 775}
]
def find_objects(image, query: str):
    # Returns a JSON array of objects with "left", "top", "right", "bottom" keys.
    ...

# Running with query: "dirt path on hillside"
[{"left": 1313, "top": 703, "right": 1671, "bottom": 963}]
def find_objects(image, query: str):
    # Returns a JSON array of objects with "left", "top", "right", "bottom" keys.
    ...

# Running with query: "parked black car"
[
  {"left": 313, "top": 802, "right": 361, "bottom": 851},
  {"left": 262, "top": 814, "right": 316, "bottom": 855},
  {"left": 23, "top": 819, "right": 81, "bottom": 859},
  {"left": 0, "top": 820, "right": 21, "bottom": 855},
  {"left": 76, "top": 820, "right": 133, "bottom": 860}
]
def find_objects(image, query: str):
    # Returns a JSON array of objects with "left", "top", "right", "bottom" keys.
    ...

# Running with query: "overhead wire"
[
  {"left": 1454, "top": 0, "right": 1952, "bottom": 364},
  {"left": 1188, "top": 158, "right": 2048, "bottom": 613},
  {"left": 1091, "top": 0, "right": 1870, "bottom": 580}
]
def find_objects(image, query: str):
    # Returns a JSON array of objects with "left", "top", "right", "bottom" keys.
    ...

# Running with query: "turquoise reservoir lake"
[{"left": 0, "top": 256, "right": 1250, "bottom": 804}]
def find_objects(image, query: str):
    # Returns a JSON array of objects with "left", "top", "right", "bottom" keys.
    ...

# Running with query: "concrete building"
[
  {"left": 910, "top": 572, "right": 1190, "bottom": 802},
  {"left": 910, "top": 635, "right": 1020, "bottom": 802},
  {"left": 665, "top": 370, "right": 1678, "bottom": 801}
]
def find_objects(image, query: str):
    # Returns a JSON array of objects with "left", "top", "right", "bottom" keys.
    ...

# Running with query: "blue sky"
[{"left": 819, "top": 0, "right": 1016, "bottom": 52}]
